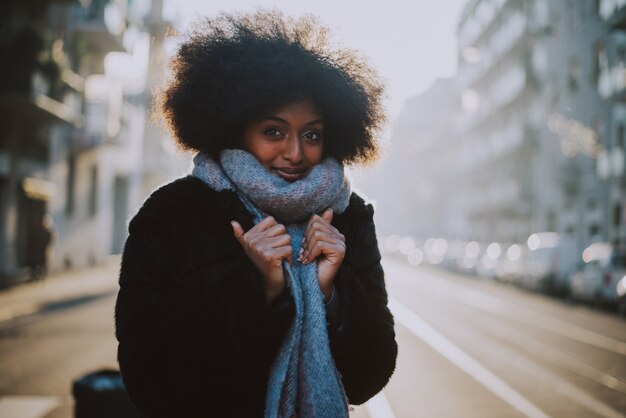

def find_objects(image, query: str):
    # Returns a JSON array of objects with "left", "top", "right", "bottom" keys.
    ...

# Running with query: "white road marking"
[
  {"left": 365, "top": 391, "right": 396, "bottom": 418},
  {"left": 389, "top": 297, "right": 552, "bottom": 418},
  {"left": 449, "top": 283, "right": 626, "bottom": 356},
  {"left": 386, "top": 261, "right": 626, "bottom": 356},
  {"left": 482, "top": 316, "right": 626, "bottom": 395},
  {"left": 472, "top": 324, "right": 626, "bottom": 418},
  {"left": 0, "top": 396, "right": 60, "bottom": 418}
]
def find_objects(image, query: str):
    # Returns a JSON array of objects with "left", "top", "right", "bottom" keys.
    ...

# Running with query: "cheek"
[
  {"left": 243, "top": 136, "right": 277, "bottom": 165},
  {"left": 306, "top": 144, "right": 324, "bottom": 165}
]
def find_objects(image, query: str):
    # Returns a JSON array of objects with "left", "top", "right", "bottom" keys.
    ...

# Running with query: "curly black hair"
[{"left": 158, "top": 10, "right": 386, "bottom": 165}]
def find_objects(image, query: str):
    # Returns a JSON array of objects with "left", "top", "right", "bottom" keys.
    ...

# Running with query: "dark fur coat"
[{"left": 114, "top": 176, "right": 397, "bottom": 417}]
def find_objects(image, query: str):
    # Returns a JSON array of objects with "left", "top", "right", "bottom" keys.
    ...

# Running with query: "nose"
[{"left": 283, "top": 134, "right": 303, "bottom": 164}]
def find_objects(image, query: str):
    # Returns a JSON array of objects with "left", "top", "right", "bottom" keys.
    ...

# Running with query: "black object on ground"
[{"left": 73, "top": 369, "right": 141, "bottom": 418}]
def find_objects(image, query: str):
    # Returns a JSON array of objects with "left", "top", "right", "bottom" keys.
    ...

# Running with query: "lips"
[{"left": 272, "top": 167, "right": 307, "bottom": 182}]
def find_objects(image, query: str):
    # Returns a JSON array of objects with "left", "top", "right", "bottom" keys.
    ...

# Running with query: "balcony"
[
  {"left": 459, "top": 64, "right": 528, "bottom": 134},
  {"left": 458, "top": 11, "right": 528, "bottom": 91},
  {"left": 0, "top": 48, "right": 82, "bottom": 125},
  {"left": 598, "top": 65, "right": 626, "bottom": 100},
  {"left": 458, "top": 0, "right": 510, "bottom": 48},
  {"left": 73, "top": 0, "right": 126, "bottom": 54},
  {"left": 600, "top": 0, "right": 626, "bottom": 29},
  {"left": 0, "top": 91, "right": 80, "bottom": 127}
]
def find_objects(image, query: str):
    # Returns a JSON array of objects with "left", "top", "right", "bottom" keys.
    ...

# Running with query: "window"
[
  {"left": 568, "top": 57, "right": 581, "bottom": 92},
  {"left": 547, "top": 210, "right": 556, "bottom": 231},
  {"left": 66, "top": 154, "right": 76, "bottom": 216},
  {"left": 587, "top": 198, "right": 598, "bottom": 210},
  {"left": 593, "top": 44, "right": 608, "bottom": 84},
  {"left": 89, "top": 165, "right": 98, "bottom": 217}
]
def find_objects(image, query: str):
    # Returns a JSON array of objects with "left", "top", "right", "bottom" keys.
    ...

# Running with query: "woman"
[{"left": 115, "top": 10, "right": 397, "bottom": 418}]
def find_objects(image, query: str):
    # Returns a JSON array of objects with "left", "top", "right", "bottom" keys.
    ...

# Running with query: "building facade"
[
  {"left": 389, "top": 0, "right": 626, "bottom": 257},
  {"left": 0, "top": 0, "right": 183, "bottom": 285}
]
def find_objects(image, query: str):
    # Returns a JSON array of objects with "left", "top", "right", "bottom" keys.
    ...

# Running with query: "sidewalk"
[{"left": 0, "top": 255, "right": 121, "bottom": 323}]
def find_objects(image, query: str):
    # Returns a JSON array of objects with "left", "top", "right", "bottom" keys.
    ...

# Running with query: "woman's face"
[{"left": 242, "top": 100, "right": 324, "bottom": 182}]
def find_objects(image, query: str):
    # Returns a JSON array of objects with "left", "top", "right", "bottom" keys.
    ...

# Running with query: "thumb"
[
  {"left": 321, "top": 208, "right": 333, "bottom": 224},
  {"left": 231, "top": 221, "right": 245, "bottom": 243}
]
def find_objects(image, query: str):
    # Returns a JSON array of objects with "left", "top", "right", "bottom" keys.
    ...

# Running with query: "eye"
[
  {"left": 302, "top": 130, "right": 322, "bottom": 142},
  {"left": 263, "top": 127, "right": 283, "bottom": 138}
]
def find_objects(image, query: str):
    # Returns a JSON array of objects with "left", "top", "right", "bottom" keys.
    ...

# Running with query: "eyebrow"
[{"left": 259, "top": 116, "right": 324, "bottom": 126}]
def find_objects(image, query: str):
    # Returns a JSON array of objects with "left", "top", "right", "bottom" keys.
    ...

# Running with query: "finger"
[
  {"left": 231, "top": 221, "right": 245, "bottom": 243},
  {"left": 304, "top": 224, "right": 343, "bottom": 252},
  {"left": 304, "top": 241, "right": 345, "bottom": 264},
  {"left": 264, "top": 234, "right": 292, "bottom": 248},
  {"left": 276, "top": 245, "right": 294, "bottom": 265},
  {"left": 322, "top": 208, "right": 333, "bottom": 224},
  {"left": 303, "top": 234, "right": 345, "bottom": 263},
  {"left": 306, "top": 213, "right": 322, "bottom": 233},
  {"left": 262, "top": 223, "right": 288, "bottom": 238},
  {"left": 249, "top": 216, "right": 278, "bottom": 234}
]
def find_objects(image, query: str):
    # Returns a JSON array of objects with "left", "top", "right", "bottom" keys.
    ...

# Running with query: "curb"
[{"left": 0, "top": 255, "right": 121, "bottom": 324}]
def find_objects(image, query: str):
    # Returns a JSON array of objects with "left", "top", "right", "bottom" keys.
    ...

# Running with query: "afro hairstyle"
[{"left": 158, "top": 10, "right": 386, "bottom": 165}]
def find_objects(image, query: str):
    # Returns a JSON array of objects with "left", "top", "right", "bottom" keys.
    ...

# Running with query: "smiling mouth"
[{"left": 272, "top": 167, "right": 307, "bottom": 182}]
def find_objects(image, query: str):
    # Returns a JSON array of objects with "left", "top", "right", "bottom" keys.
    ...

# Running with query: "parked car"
[
  {"left": 456, "top": 241, "right": 485, "bottom": 275},
  {"left": 522, "top": 232, "right": 578, "bottom": 296},
  {"left": 476, "top": 242, "right": 506, "bottom": 280},
  {"left": 496, "top": 244, "right": 529, "bottom": 285},
  {"left": 568, "top": 242, "right": 626, "bottom": 307},
  {"left": 617, "top": 275, "right": 626, "bottom": 317}
]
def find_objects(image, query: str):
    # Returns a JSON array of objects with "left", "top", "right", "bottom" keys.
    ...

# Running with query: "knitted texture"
[{"left": 192, "top": 150, "right": 350, "bottom": 418}]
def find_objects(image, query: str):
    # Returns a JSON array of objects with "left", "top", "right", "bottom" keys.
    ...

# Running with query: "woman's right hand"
[{"left": 231, "top": 217, "right": 292, "bottom": 304}]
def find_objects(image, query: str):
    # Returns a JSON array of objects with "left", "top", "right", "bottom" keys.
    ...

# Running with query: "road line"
[
  {"left": 449, "top": 284, "right": 626, "bottom": 356},
  {"left": 0, "top": 396, "right": 60, "bottom": 418},
  {"left": 365, "top": 391, "right": 396, "bottom": 418},
  {"left": 389, "top": 297, "right": 552, "bottom": 418},
  {"left": 472, "top": 326, "right": 626, "bottom": 418},
  {"left": 386, "top": 261, "right": 626, "bottom": 356},
  {"left": 484, "top": 318, "right": 626, "bottom": 395}
]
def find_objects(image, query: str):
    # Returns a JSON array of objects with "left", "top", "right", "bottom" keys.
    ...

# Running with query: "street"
[
  {"left": 0, "top": 292, "right": 119, "bottom": 418},
  {"left": 0, "top": 257, "right": 625, "bottom": 417}
]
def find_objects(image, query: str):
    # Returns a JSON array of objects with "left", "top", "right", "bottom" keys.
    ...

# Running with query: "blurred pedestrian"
[
  {"left": 115, "top": 10, "right": 397, "bottom": 418},
  {"left": 27, "top": 213, "right": 53, "bottom": 281}
]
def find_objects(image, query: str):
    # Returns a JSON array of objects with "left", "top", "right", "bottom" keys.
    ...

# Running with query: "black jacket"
[{"left": 114, "top": 176, "right": 397, "bottom": 417}]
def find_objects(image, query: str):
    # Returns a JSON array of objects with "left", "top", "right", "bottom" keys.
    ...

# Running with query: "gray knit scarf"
[{"left": 192, "top": 149, "right": 351, "bottom": 418}]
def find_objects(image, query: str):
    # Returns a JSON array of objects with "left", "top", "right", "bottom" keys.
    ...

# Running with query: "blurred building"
[
  {"left": 453, "top": 0, "right": 550, "bottom": 244},
  {"left": 369, "top": 78, "right": 462, "bottom": 238},
  {"left": 598, "top": 0, "right": 626, "bottom": 247},
  {"left": 389, "top": 0, "right": 626, "bottom": 255},
  {"left": 0, "top": 0, "right": 185, "bottom": 285},
  {"left": 536, "top": 0, "right": 611, "bottom": 252}
]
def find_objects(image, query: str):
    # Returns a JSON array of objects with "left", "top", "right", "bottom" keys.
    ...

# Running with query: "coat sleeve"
[
  {"left": 329, "top": 204, "right": 398, "bottom": 405},
  {"left": 114, "top": 209, "right": 293, "bottom": 417}
]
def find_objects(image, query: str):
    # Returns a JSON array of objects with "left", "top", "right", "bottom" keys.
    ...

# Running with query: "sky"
[{"left": 167, "top": 0, "right": 467, "bottom": 131}]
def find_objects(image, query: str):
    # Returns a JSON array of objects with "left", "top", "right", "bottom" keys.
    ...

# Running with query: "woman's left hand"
[{"left": 299, "top": 208, "right": 345, "bottom": 301}]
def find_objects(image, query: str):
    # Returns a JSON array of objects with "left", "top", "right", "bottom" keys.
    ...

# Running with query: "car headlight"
[{"left": 617, "top": 276, "right": 626, "bottom": 298}]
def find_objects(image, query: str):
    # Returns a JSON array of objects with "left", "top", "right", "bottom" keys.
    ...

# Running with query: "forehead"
[{"left": 256, "top": 99, "right": 323, "bottom": 122}]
